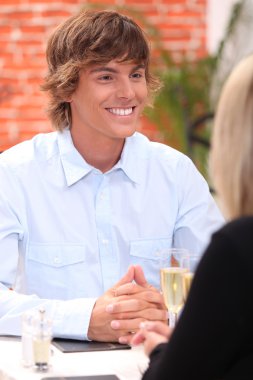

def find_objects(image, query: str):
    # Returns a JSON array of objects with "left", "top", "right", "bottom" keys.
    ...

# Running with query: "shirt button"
[
  {"left": 102, "top": 239, "right": 109, "bottom": 245},
  {"left": 54, "top": 257, "right": 61, "bottom": 264}
]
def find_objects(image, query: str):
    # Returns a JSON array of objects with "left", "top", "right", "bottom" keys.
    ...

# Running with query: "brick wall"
[{"left": 0, "top": 0, "right": 207, "bottom": 151}]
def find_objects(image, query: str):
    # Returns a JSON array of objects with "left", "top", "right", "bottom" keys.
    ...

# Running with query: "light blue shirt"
[{"left": 0, "top": 130, "right": 223, "bottom": 339}]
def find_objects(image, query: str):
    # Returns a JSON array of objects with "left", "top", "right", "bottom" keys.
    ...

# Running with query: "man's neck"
[{"left": 70, "top": 129, "right": 125, "bottom": 173}]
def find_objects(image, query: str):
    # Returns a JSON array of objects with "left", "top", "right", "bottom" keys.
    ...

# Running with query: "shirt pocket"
[
  {"left": 129, "top": 237, "right": 172, "bottom": 289},
  {"left": 26, "top": 244, "right": 86, "bottom": 299}
]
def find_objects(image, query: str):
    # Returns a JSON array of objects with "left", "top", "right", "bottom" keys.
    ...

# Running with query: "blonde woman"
[{"left": 132, "top": 54, "right": 253, "bottom": 379}]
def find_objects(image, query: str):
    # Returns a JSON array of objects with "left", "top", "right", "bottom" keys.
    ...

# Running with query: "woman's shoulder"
[
  {"left": 212, "top": 216, "right": 253, "bottom": 257},
  {"left": 218, "top": 216, "right": 253, "bottom": 237}
]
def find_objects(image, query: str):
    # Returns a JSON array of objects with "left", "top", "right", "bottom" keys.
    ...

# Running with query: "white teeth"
[{"left": 108, "top": 107, "right": 133, "bottom": 116}]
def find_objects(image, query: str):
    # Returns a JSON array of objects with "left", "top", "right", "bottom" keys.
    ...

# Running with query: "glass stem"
[{"left": 169, "top": 311, "right": 177, "bottom": 328}]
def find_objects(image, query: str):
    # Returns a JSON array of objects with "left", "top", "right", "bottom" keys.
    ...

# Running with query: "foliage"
[
  {"left": 142, "top": 51, "right": 216, "bottom": 179},
  {"left": 146, "top": 55, "right": 216, "bottom": 150},
  {"left": 144, "top": 1, "right": 244, "bottom": 179}
]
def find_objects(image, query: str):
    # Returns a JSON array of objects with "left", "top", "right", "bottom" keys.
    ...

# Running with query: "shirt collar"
[
  {"left": 114, "top": 134, "right": 142, "bottom": 184},
  {"left": 57, "top": 129, "right": 144, "bottom": 186},
  {"left": 57, "top": 129, "right": 93, "bottom": 186}
]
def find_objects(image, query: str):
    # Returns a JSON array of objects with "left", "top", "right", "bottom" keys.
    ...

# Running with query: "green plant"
[
  {"left": 144, "top": 1, "right": 244, "bottom": 180},
  {"left": 146, "top": 54, "right": 216, "bottom": 158}
]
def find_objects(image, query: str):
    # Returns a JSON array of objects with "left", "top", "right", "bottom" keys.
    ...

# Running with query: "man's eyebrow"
[
  {"left": 89, "top": 64, "right": 146, "bottom": 74},
  {"left": 132, "top": 64, "right": 146, "bottom": 71},
  {"left": 90, "top": 67, "right": 117, "bottom": 74}
]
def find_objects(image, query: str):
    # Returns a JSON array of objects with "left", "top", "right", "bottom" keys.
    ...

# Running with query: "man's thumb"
[
  {"left": 114, "top": 265, "right": 135, "bottom": 287},
  {"left": 134, "top": 265, "right": 148, "bottom": 287}
]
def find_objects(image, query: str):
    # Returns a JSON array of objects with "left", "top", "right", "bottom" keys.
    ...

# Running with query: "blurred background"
[{"left": 0, "top": 0, "right": 251, "bottom": 180}]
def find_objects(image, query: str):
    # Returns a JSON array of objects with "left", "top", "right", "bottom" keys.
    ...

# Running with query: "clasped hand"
[
  {"left": 87, "top": 265, "right": 167, "bottom": 343},
  {"left": 131, "top": 321, "right": 172, "bottom": 356}
]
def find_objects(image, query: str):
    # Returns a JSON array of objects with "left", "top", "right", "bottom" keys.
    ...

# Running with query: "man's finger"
[
  {"left": 119, "top": 333, "right": 137, "bottom": 345},
  {"left": 112, "top": 266, "right": 135, "bottom": 289},
  {"left": 110, "top": 318, "right": 143, "bottom": 333},
  {"left": 133, "top": 265, "right": 148, "bottom": 287},
  {"left": 106, "top": 298, "right": 160, "bottom": 315},
  {"left": 109, "top": 307, "right": 168, "bottom": 323},
  {"left": 107, "top": 289, "right": 165, "bottom": 308},
  {"left": 115, "top": 282, "right": 141, "bottom": 296}
]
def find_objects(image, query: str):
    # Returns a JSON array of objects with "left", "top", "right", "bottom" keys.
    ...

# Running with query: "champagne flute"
[
  {"left": 181, "top": 254, "right": 200, "bottom": 301},
  {"left": 158, "top": 248, "right": 189, "bottom": 327}
]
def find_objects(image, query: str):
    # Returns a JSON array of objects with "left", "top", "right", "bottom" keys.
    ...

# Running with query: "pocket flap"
[
  {"left": 130, "top": 238, "right": 172, "bottom": 260},
  {"left": 28, "top": 244, "right": 85, "bottom": 268}
]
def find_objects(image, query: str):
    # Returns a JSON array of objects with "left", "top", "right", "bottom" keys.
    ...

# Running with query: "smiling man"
[{"left": 0, "top": 9, "right": 223, "bottom": 343}]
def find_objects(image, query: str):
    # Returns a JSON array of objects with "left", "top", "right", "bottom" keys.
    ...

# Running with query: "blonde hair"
[
  {"left": 41, "top": 9, "right": 160, "bottom": 130},
  {"left": 210, "top": 54, "right": 253, "bottom": 219}
]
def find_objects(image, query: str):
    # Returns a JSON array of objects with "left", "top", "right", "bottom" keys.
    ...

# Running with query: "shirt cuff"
[{"left": 52, "top": 297, "right": 97, "bottom": 340}]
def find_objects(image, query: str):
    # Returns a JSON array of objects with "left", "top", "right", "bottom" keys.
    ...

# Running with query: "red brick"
[
  {"left": 52, "top": 0, "right": 80, "bottom": 3},
  {"left": 161, "top": 0, "right": 187, "bottom": 3},
  {"left": 0, "top": 25, "right": 12, "bottom": 34},
  {"left": 0, "top": 0, "right": 22, "bottom": 3},
  {"left": 16, "top": 39, "right": 44, "bottom": 47},
  {"left": 121, "top": 0, "right": 151, "bottom": 3},
  {"left": 20, "top": 25, "right": 46, "bottom": 33},
  {"left": 41, "top": 10, "right": 72, "bottom": 17},
  {"left": 5, "top": 11, "right": 37, "bottom": 20},
  {"left": 27, "top": 0, "right": 73, "bottom": 2}
]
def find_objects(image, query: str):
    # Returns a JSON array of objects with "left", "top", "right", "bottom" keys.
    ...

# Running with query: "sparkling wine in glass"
[
  {"left": 182, "top": 254, "right": 200, "bottom": 302},
  {"left": 158, "top": 248, "right": 189, "bottom": 327}
]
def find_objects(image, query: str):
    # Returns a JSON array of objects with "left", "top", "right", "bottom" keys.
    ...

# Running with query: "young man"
[{"left": 0, "top": 9, "right": 223, "bottom": 343}]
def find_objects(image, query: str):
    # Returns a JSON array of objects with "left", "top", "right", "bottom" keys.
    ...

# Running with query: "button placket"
[{"left": 95, "top": 175, "right": 118, "bottom": 290}]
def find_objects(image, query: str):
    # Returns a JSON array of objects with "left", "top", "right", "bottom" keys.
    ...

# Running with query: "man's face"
[{"left": 69, "top": 59, "right": 148, "bottom": 140}]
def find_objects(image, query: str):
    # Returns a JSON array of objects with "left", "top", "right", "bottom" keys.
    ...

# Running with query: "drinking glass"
[
  {"left": 181, "top": 254, "right": 200, "bottom": 302},
  {"left": 157, "top": 248, "right": 190, "bottom": 327}
]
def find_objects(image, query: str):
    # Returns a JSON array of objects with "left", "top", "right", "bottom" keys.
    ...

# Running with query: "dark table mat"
[
  {"left": 52, "top": 338, "right": 130, "bottom": 353},
  {"left": 41, "top": 376, "right": 120, "bottom": 380}
]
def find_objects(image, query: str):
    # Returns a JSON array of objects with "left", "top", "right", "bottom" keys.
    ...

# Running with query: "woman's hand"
[{"left": 131, "top": 321, "right": 173, "bottom": 356}]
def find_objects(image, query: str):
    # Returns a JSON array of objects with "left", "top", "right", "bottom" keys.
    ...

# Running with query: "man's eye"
[
  {"left": 131, "top": 72, "right": 143, "bottom": 79},
  {"left": 99, "top": 75, "right": 112, "bottom": 81}
]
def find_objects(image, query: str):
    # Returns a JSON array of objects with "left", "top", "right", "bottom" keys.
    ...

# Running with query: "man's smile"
[{"left": 106, "top": 107, "right": 135, "bottom": 116}]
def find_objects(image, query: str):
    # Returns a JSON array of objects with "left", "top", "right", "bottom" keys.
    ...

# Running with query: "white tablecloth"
[{"left": 0, "top": 337, "right": 149, "bottom": 380}]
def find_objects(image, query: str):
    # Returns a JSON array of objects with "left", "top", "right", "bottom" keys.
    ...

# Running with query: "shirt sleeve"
[
  {"left": 0, "top": 162, "right": 24, "bottom": 288},
  {"left": 0, "top": 161, "right": 96, "bottom": 340},
  {"left": 0, "top": 284, "right": 96, "bottom": 340},
  {"left": 173, "top": 155, "right": 224, "bottom": 255},
  {"left": 143, "top": 230, "right": 251, "bottom": 380}
]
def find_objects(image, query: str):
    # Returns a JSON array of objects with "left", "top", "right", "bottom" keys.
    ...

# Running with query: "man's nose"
[{"left": 116, "top": 79, "right": 135, "bottom": 99}]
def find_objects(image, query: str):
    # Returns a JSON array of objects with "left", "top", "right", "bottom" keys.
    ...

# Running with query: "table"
[{"left": 0, "top": 337, "right": 149, "bottom": 380}]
